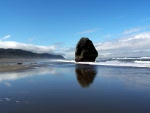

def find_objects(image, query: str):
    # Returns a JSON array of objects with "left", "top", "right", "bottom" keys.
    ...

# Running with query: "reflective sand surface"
[{"left": 0, "top": 63, "right": 150, "bottom": 113}]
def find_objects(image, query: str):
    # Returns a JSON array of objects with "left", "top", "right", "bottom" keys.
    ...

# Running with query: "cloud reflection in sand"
[{"left": 0, "top": 67, "right": 56, "bottom": 82}]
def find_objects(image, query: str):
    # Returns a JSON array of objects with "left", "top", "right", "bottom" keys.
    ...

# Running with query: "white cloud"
[
  {"left": 1, "top": 32, "right": 150, "bottom": 59},
  {"left": 1, "top": 35, "right": 11, "bottom": 40},
  {"left": 95, "top": 32, "right": 150, "bottom": 58},
  {"left": 0, "top": 41, "right": 57, "bottom": 54},
  {"left": 123, "top": 27, "right": 143, "bottom": 34},
  {"left": 0, "top": 40, "right": 72, "bottom": 59},
  {"left": 63, "top": 32, "right": 150, "bottom": 59},
  {"left": 61, "top": 47, "right": 75, "bottom": 59},
  {"left": 76, "top": 28, "right": 98, "bottom": 35},
  {"left": 0, "top": 67, "right": 56, "bottom": 82}
]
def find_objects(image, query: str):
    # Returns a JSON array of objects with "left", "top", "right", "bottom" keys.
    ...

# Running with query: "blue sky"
[{"left": 1, "top": 0, "right": 150, "bottom": 59}]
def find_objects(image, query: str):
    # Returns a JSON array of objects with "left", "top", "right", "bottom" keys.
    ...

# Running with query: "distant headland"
[{"left": 0, "top": 48, "right": 64, "bottom": 59}]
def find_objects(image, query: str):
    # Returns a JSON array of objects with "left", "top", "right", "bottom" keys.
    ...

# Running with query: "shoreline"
[{"left": 0, "top": 59, "right": 40, "bottom": 72}]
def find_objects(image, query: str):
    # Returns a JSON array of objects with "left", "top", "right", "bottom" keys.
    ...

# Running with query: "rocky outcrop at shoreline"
[{"left": 75, "top": 37, "right": 98, "bottom": 62}]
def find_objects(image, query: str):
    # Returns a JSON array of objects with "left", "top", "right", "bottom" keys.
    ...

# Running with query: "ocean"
[{"left": 0, "top": 57, "right": 150, "bottom": 113}]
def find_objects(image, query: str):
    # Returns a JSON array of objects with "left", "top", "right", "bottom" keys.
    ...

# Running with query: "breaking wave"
[{"left": 51, "top": 57, "right": 150, "bottom": 68}]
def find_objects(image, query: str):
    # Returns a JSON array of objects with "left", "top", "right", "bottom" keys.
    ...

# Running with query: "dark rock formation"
[{"left": 75, "top": 37, "right": 98, "bottom": 62}]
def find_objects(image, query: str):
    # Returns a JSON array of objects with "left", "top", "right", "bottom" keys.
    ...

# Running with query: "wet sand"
[
  {"left": 0, "top": 59, "right": 38, "bottom": 72},
  {"left": 0, "top": 60, "right": 150, "bottom": 113}
]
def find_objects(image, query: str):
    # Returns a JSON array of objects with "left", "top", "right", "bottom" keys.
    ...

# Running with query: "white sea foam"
[
  {"left": 139, "top": 57, "right": 150, "bottom": 59},
  {"left": 51, "top": 59, "right": 75, "bottom": 63},
  {"left": 54, "top": 59, "right": 150, "bottom": 68},
  {"left": 134, "top": 60, "right": 150, "bottom": 64},
  {"left": 113, "top": 57, "right": 150, "bottom": 60},
  {"left": 99, "top": 61, "right": 150, "bottom": 68}
]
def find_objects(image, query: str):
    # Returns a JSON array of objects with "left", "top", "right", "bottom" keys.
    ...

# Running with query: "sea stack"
[{"left": 75, "top": 37, "right": 98, "bottom": 62}]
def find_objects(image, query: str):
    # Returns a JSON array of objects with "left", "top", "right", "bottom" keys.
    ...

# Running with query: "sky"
[{"left": 1, "top": 0, "right": 150, "bottom": 59}]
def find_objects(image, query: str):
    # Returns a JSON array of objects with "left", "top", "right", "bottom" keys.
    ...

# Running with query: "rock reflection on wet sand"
[
  {"left": 75, "top": 64, "right": 97, "bottom": 88},
  {"left": 0, "top": 61, "right": 150, "bottom": 113}
]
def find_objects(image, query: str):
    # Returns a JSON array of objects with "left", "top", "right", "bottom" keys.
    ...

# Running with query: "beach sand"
[
  {"left": 0, "top": 59, "right": 150, "bottom": 113},
  {"left": 0, "top": 59, "right": 38, "bottom": 72}
]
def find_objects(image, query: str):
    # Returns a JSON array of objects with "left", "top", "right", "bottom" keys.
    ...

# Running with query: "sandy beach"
[
  {"left": 0, "top": 59, "right": 150, "bottom": 113},
  {"left": 0, "top": 59, "right": 39, "bottom": 72}
]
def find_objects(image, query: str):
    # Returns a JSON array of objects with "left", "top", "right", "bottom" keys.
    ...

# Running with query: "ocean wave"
[
  {"left": 51, "top": 59, "right": 150, "bottom": 68},
  {"left": 112, "top": 56, "right": 150, "bottom": 60},
  {"left": 76, "top": 61, "right": 150, "bottom": 68},
  {"left": 134, "top": 60, "right": 150, "bottom": 64}
]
